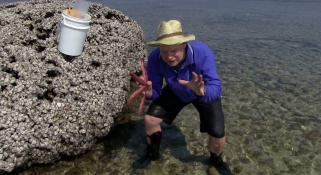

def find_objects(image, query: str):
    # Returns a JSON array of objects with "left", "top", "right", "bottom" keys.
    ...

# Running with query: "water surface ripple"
[{"left": 5, "top": 0, "right": 321, "bottom": 174}]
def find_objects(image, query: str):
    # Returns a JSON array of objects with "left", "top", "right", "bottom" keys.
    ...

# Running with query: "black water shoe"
[
  {"left": 146, "top": 131, "right": 162, "bottom": 160},
  {"left": 133, "top": 131, "right": 162, "bottom": 169},
  {"left": 209, "top": 152, "right": 233, "bottom": 175}
]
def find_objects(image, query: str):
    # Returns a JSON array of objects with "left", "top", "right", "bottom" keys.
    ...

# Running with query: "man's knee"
[
  {"left": 207, "top": 125, "right": 225, "bottom": 138},
  {"left": 144, "top": 115, "right": 162, "bottom": 127}
]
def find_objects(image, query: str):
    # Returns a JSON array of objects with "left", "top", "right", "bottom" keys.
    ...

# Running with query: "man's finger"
[
  {"left": 200, "top": 88, "right": 205, "bottom": 96},
  {"left": 146, "top": 81, "right": 152, "bottom": 90},
  {"left": 145, "top": 81, "right": 153, "bottom": 98},
  {"left": 192, "top": 72, "right": 199, "bottom": 82},
  {"left": 178, "top": 79, "right": 189, "bottom": 85},
  {"left": 199, "top": 81, "right": 204, "bottom": 88},
  {"left": 197, "top": 75, "right": 204, "bottom": 86},
  {"left": 196, "top": 74, "right": 203, "bottom": 84}
]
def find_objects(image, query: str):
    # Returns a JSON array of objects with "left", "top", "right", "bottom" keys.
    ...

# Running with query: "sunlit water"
[{"left": 3, "top": 0, "right": 321, "bottom": 174}]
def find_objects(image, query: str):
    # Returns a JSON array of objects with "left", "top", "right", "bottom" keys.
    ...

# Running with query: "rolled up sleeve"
[{"left": 199, "top": 48, "right": 222, "bottom": 102}]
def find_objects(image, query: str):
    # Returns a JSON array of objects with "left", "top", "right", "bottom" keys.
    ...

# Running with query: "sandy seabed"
[{"left": 6, "top": 0, "right": 321, "bottom": 174}]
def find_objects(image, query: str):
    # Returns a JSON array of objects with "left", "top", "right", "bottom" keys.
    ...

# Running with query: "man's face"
[{"left": 159, "top": 43, "right": 186, "bottom": 67}]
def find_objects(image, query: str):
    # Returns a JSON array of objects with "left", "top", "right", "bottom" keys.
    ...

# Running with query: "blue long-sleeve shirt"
[{"left": 147, "top": 40, "right": 222, "bottom": 103}]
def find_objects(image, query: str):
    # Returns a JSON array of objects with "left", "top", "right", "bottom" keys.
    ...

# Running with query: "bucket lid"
[{"left": 62, "top": 9, "right": 91, "bottom": 23}]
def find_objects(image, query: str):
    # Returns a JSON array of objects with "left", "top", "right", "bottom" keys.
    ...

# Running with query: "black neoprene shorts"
[{"left": 146, "top": 86, "right": 225, "bottom": 138}]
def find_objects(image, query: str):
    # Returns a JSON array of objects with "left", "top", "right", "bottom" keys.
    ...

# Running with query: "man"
[{"left": 143, "top": 19, "right": 232, "bottom": 174}]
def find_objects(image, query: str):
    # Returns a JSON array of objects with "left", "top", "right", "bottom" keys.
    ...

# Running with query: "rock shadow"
[{"left": 100, "top": 117, "right": 207, "bottom": 172}]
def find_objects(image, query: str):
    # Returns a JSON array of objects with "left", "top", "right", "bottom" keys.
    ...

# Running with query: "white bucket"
[{"left": 58, "top": 10, "right": 91, "bottom": 56}]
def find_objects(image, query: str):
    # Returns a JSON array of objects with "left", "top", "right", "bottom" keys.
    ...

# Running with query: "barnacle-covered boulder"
[{"left": 0, "top": 0, "right": 145, "bottom": 173}]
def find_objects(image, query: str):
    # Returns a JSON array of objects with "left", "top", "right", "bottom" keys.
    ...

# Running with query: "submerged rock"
[{"left": 0, "top": 0, "right": 146, "bottom": 173}]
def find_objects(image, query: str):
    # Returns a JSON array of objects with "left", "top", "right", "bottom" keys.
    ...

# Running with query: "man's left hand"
[{"left": 178, "top": 72, "right": 205, "bottom": 96}]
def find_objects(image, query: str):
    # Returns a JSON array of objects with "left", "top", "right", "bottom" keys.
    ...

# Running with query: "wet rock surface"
[
  {"left": 16, "top": 0, "right": 321, "bottom": 174},
  {"left": 0, "top": 0, "right": 145, "bottom": 173}
]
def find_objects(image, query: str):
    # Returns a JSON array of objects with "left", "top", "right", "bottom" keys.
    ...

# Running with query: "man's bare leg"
[
  {"left": 208, "top": 136, "right": 233, "bottom": 174},
  {"left": 144, "top": 115, "right": 163, "bottom": 160},
  {"left": 208, "top": 136, "right": 226, "bottom": 155}
]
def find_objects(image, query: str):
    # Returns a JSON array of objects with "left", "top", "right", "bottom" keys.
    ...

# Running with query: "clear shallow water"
[{"left": 4, "top": 0, "right": 321, "bottom": 174}]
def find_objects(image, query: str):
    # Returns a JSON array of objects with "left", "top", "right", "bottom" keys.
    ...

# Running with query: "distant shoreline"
[{"left": 1, "top": 0, "right": 27, "bottom": 3}]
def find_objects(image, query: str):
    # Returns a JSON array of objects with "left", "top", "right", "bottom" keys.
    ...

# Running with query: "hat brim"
[{"left": 147, "top": 34, "right": 195, "bottom": 47}]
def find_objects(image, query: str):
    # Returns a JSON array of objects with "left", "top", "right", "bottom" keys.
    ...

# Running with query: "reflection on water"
[{"left": 5, "top": 0, "right": 321, "bottom": 174}]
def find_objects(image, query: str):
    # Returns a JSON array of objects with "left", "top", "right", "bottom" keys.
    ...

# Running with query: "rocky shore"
[{"left": 0, "top": 0, "right": 145, "bottom": 173}]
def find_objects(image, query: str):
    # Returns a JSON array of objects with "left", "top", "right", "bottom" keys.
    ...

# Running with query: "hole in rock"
[
  {"left": 2, "top": 67, "right": 20, "bottom": 79},
  {"left": 37, "top": 88, "right": 56, "bottom": 102},
  {"left": 21, "top": 38, "right": 36, "bottom": 46},
  {"left": 1, "top": 85, "right": 7, "bottom": 92},
  {"left": 9, "top": 56, "right": 16, "bottom": 63},
  {"left": 15, "top": 10, "right": 21, "bottom": 15},
  {"left": 91, "top": 60, "right": 101, "bottom": 68},
  {"left": 44, "top": 12, "right": 54, "bottom": 18},
  {"left": 28, "top": 24, "right": 34, "bottom": 31},
  {"left": 36, "top": 33, "right": 49, "bottom": 40},
  {"left": 35, "top": 45, "right": 46, "bottom": 52},
  {"left": 104, "top": 11, "right": 119, "bottom": 20},
  {"left": 59, "top": 93, "right": 66, "bottom": 98},
  {"left": 46, "top": 60, "right": 58, "bottom": 66},
  {"left": 35, "top": 19, "right": 42, "bottom": 24},
  {"left": 46, "top": 70, "right": 61, "bottom": 78},
  {"left": 36, "top": 28, "right": 52, "bottom": 40},
  {"left": 22, "top": 13, "right": 32, "bottom": 21},
  {"left": 73, "top": 96, "right": 85, "bottom": 102},
  {"left": 5, "top": 4, "right": 16, "bottom": 9}
]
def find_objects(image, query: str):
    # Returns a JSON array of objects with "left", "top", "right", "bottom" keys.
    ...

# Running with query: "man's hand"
[
  {"left": 178, "top": 72, "right": 205, "bottom": 96},
  {"left": 145, "top": 81, "right": 153, "bottom": 98}
]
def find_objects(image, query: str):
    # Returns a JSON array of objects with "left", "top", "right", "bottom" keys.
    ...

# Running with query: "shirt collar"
[{"left": 180, "top": 43, "right": 194, "bottom": 69}]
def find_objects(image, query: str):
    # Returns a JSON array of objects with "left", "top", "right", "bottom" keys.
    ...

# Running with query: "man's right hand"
[{"left": 145, "top": 81, "right": 152, "bottom": 98}]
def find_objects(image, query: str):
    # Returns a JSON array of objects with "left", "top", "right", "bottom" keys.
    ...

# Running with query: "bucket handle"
[{"left": 62, "top": 21, "right": 90, "bottom": 30}]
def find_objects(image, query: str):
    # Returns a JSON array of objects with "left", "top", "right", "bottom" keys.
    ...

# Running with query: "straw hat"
[{"left": 147, "top": 20, "right": 195, "bottom": 46}]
